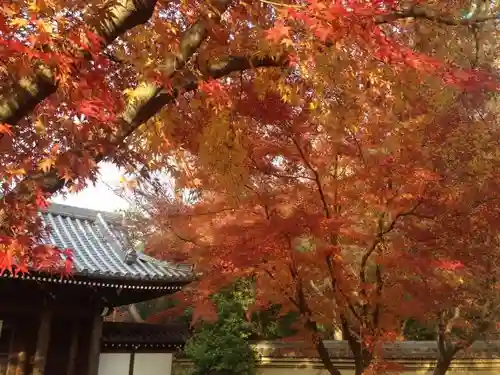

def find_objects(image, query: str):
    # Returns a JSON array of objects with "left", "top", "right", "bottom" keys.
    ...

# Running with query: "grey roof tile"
[{"left": 39, "top": 203, "right": 192, "bottom": 283}]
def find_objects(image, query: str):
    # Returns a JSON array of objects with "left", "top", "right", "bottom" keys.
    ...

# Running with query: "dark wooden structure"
[
  {"left": 0, "top": 204, "right": 192, "bottom": 375},
  {"left": 101, "top": 322, "right": 188, "bottom": 353}
]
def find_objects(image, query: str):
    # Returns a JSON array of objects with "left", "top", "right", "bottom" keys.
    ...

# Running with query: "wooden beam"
[
  {"left": 32, "top": 309, "right": 51, "bottom": 375},
  {"left": 66, "top": 322, "right": 79, "bottom": 375},
  {"left": 128, "top": 352, "right": 135, "bottom": 375},
  {"left": 86, "top": 314, "right": 102, "bottom": 375}
]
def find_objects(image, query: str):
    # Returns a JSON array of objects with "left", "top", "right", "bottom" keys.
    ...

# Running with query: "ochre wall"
[
  {"left": 173, "top": 358, "right": 500, "bottom": 375},
  {"left": 256, "top": 358, "right": 500, "bottom": 375},
  {"left": 172, "top": 340, "right": 500, "bottom": 375}
]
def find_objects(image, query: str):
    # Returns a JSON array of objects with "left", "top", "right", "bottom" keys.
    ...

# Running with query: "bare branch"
[{"left": 290, "top": 136, "right": 331, "bottom": 219}]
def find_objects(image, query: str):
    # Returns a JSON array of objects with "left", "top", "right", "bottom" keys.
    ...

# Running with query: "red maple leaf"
[
  {"left": 35, "top": 190, "right": 49, "bottom": 209},
  {"left": 0, "top": 123, "right": 12, "bottom": 135},
  {"left": 437, "top": 260, "right": 465, "bottom": 271},
  {"left": 312, "top": 25, "right": 330, "bottom": 43},
  {"left": 265, "top": 25, "right": 291, "bottom": 44}
]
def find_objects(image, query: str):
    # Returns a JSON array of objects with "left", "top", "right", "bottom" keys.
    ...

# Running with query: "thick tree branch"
[
  {"left": 0, "top": 53, "right": 287, "bottom": 234},
  {"left": 340, "top": 315, "right": 372, "bottom": 375},
  {"left": 372, "top": 263, "right": 383, "bottom": 329},
  {"left": 0, "top": 0, "right": 245, "bottom": 231},
  {"left": 0, "top": 0, "right": 159, "bottom": 126},
  {"left": 2, "top": 1, "right": 498, "bottom": 129},
  {"left": 262, "top": 0, "right": 500, "bottom": 26},
  {"left": 110, "top": 0, "right": 234, "bottom": 143},
  {"left": 376, "top": 5, "right": 500, "bottom": 26},
  {"left": 359, "top": 199, "right": 424, "bottom": 285},
  {"left": 358, "top": 199, "right": 424, "bottom": 335}
]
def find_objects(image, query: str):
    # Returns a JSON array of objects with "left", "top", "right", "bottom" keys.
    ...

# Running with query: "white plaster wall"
[
  {"left": 98, "top": 353, "right": 131, "bottom": 375},
  {"left": 134, "top": 353, "right": 173, "bottom": 375}
]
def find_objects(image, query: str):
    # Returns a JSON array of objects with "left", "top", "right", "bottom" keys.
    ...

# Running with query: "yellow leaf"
[
  {"left": 6, "top": 168, "right": 26, "bottom": 176},
  {"left": 38, "top": 158, "right": 55, "bottom": 173},
  {"left": 62, "top": 171, "right": 73, "bottom": 183},
  {"left": 34, "top": 119, "right": 46, "bottom": 135},
  {"left": 37, "top": 19, "right": 52, "bottom": 34},
  {"left": 28, "top": 0, "right": 39, "bottom": 12},
  {"left": 10, "top": 18, "right": 29, "bottom": 28}
]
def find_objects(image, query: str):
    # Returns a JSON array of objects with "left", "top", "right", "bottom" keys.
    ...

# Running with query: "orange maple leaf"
[
  {"left": 0, "top": 123, "right": 13, "bottom": 135},
  {"left": 38, "top": 157, "right": 56, "bottom": 173}
]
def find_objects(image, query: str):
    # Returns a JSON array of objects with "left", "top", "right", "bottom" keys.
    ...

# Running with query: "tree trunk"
[
  {"left": 341, "top": 320, "right": 372, "bottom": 375},
  {"left": 315, "top": 339, "right": 342, "bottom": 375},
  {"left": 432, "top": 358, "right": 452, "bottom": 375},
  {"left": 353, "top": 347, "right": 372, "bottom": 375}
]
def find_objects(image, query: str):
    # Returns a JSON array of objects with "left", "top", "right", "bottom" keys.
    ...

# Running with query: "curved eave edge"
[{"left": 0, "top": 270, "right": 192, "bottom": 291}]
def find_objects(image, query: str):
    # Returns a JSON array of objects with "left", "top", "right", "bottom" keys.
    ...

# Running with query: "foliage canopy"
[{"left": 2, "top": 1, "right": 500, "bottom": 375}]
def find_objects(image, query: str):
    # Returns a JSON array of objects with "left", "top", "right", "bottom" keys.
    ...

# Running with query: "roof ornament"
[
  {"left": 124, "top": 248, "right": 138, "bottom": 265},
  {"left": 96, "top": 212, "right": 138, "bottom": 265},
  {"left": 121, "top": 212, "right": 138, "bottom": 265}
]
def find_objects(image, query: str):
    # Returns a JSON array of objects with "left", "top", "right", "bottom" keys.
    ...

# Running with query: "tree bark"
[
  {"left": 0, "top": 0, "right": 158, "bottom": 127},
  {"left": 353, "top": 347, "right": 372, "bottom": 375},
  {"left": 341, "top": 318, "right": 372, "bottom": 375},
  {"left": 432, "top": 358, "right": 452, "bottom": 375},
  {"left": 314, "top": 339, "right": 342, "bottom": 375}
]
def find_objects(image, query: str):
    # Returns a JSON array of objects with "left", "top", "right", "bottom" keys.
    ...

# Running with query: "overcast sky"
[{"left": 50, "top": 162, "right": 130, "bottom": 212}]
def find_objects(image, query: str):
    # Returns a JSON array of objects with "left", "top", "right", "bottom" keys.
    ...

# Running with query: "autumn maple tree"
[
  {"left": 113, "top": 3, "right": 500, "bottom": 375},
  {"left": 131, "top": 77, "right": 500, "bottom": 375},
  {"left": 1, "top": 0, "right": 500, "bottom": 373}
]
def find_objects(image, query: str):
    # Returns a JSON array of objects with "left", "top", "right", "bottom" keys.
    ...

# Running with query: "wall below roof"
[{"left": 98, "top": 352, "right": 173, "bottom": 375}]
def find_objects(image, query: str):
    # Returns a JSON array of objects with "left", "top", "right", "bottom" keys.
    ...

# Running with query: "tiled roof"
[{"left": 39, "top": 203, "right": 192, "bottom": 283}]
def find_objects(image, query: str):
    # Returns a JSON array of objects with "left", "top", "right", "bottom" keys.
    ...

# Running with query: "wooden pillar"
[
  {"left": 6, "top": 319, "right": 29, "bottom": 375},
  {"left": 14, "top": 352, "right": 27, "bottom": 375},
  {"left": 86, "top": 315, "right": 102, "bottom": 375},
  {"left": 66, "top": 322, "right": 79, "bottom": 375},
  {"left": 32, "top": 309, "right": 51, "bottom": 375},
  {"left": 5, "top": 324, "right": 19, "bottom": 375}
]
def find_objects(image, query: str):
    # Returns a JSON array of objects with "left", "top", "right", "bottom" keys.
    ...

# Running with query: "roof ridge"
[{"left": 45, "top": 202, "right": 121, "bottom": 221}]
